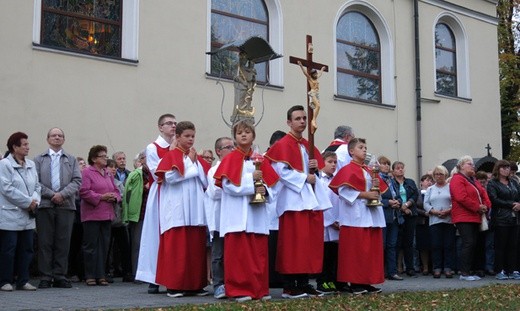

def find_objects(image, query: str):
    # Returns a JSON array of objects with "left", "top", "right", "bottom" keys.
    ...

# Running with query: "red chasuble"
[
  {"left": 155, "top": 147, "right": 210, "bottom": 184},
  {"left": 328, "top": 160, "right": 388, "bottom": 195},
  {"left": 264, "top": 133, "right": 324, "bottom": 172},
  {"left": 213, "top": 147, "right": 279, "bottom": 188}
]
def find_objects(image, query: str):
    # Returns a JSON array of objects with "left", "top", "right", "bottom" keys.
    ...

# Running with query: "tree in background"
[{"left": 498, "top": 0, "right": 520, "bottom": 160}]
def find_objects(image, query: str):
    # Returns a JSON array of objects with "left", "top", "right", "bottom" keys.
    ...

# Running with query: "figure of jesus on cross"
[{"left": 290, "top": 35, "right": 328, "bottom": 162}]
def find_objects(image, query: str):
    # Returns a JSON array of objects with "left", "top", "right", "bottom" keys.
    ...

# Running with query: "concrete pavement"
[{"left": 1, "top": 275, "right": 517, "bottom": 310}]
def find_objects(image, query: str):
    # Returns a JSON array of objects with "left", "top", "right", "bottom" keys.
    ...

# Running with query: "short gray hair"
[
  {"left": 455, "top": 155, "right": 473, "bottom": 172},
  {"left": 334, "top": 125, "right": 353, "bottom": 139}
]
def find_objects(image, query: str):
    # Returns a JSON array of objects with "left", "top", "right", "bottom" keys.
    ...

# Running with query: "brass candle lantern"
[
  {"left": 250, "top": 152, "right": 266, "bottom": 204},
  {"left": 366, "top": 158, "right": 383, "bottom": 207}
]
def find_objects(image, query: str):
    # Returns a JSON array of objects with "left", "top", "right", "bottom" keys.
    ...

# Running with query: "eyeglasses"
[
  {"left": 96, "top": 155, "right": 108, "bottom": 159},
  {"left": 219, "top": 145, "right": 235, "bottom": 150},
  {"left": 433, "top": 173, "right": 445, "bottom": 176},
  {"left": 160, "top": 121, "right": 177, "bottom": 127},
  {"left": 203, "top": 156, "right": 215, "bottom": 161}
]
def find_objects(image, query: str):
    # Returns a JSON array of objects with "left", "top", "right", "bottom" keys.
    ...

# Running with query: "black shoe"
[
  {"left": 184, "top": 289, "right": 209, "bottom": 296},
  {"left": 281, "top": 287, "right": 308, "bottom": 299},
  {"left": 347, "top": 286, "right": 368, "bottom": 295},
  {"left": 362, "top": 285, "right": 382, "bottom": 294},
  {"left": 38, "top": 280, "right": 52, "bottom": 289},
  {"left": 122, "top": 274, "right": 134, "bottom": 282},
  {"left": 166, "top": 289, "right": 184, "bottom": 298},
  {"left": 475, "top": 270, "right": 486, "bottom": 278},
  {"left": 299, "top": 284, "right": 324, "bottom": 297},
  {"left": 406, "top": 270, "right": 416, "bottom": 277},
  {"left": 335, "top": 283, "right": 352, "bottom": 293},
  {"left": 148, "top": 284, "right": 159, "bottom": 294},
  {"left": 105, "top": 274, "right": 114, "bottom": 283},
  {"left": 316, "top": 282, "right": 338, "bottom": 294},
  {"left": 53, "top": 279, "right": 72, "bottom": 288}
]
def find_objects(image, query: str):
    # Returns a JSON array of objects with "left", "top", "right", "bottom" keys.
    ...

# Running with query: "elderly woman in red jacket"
[{"left": 449, "top": 155, "right": 491, "bottom": 281}]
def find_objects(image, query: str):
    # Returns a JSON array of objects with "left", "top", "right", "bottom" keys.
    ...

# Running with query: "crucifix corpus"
[{"left": 289, "top": 35, "right": 328, "bottom": 163}]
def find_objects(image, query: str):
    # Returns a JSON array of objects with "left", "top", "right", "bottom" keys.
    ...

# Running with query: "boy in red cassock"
[
  {"left": 329, "top": 138, "right": 388, "bottom": 294},
  {"left": 154, "top": 121, "right": 211, "bottom": 298}
]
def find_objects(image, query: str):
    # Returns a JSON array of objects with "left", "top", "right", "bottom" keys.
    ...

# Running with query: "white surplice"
[
  {"left": 159, "top": 155, "right": 207, "bottom": 234},
  {"left": 321, "top": 172, "right": 340, "bottom": 242},
  {"left": 271, "top": 144, "right": 331, "bottom": 217},
  {"left": 337, "top": 168, "right": 386, "bottom": 228},
  {"left": 219, "top": 159, "right": 274, "bottom": 236},
  {"left": 135, "top": 135, "right": 168, "bottom": 283},
  {"left": 204, "top": 161, "right": 221, "bottom": 237}
]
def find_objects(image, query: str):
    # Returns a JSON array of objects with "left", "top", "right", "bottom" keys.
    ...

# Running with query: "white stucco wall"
[{"left": 0, "top": 0, "right": 501, "bottom": 181}]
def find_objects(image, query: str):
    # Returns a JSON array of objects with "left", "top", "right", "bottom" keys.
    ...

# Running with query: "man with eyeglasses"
[
  {"left": 136, "top": 114, "right": 177, "bottom": 294},
  {"left": 203, "top": 137, "right": 234, "bottom": 299}
]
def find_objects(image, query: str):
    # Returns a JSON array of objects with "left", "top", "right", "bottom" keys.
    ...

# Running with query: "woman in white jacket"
[{"left": 0, "top": 132, "right": 41, "bottom": 291}]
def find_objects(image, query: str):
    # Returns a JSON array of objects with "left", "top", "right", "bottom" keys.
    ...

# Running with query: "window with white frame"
[
  {"left": 435, "top": 23, "right": 457, "bottom": 96},
  {"left": 433, "top": 14, "right": 470, "bottom": 98},
  {"left": 336, "top": 11, "right": 381, "bottom": 103},
  {"left": 210, "top": 0, "right": 269, "bottom": 82},
  {"left": 33, "top": 0, "right": 139, "bottom": 61},
  {"left": 334, "top": 3, "right": 394, "bottom": 106},
  {"left": 208, "top": 0, "right": 283, "bottom": 86}
]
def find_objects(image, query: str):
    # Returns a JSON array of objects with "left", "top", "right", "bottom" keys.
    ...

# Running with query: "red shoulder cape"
[
  {"left": 328, "top": 139, "right": 347, "bottom": 147},
  {"left": 148, "top": 142, "right": 170, "bottom": 185},
  {"left": 213, "top": 148, "right": 279, "bottom": 188},
  {"left": 155, "top": 147, "right": 210, "bottom": 184},
  {"left": 329, "top": 161, "right": 388, "bottom": 195},
  {"left": 264, "top": 133, "right": 324, "bottom": 172}
]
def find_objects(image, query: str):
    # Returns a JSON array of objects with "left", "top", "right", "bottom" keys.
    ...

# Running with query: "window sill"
[
  {"left": 32, "top": 43, "right": 139, "bottom": 66},
  {"left": 434, "top": 92, "right": 472, "bottom": 103},
  {"left": 333, "top": 95, "right": 395, "bottom": 109}
]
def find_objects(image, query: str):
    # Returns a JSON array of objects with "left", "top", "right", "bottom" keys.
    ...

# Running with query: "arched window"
[
  {"left": 336, "top": 11, "right": 381, "bottom": 104},
  {"left": 435, "top": 23, "right": 457, "bottom": 96},
  {"left": 210, "top": 0, "right": 269, "bottom": 82}
]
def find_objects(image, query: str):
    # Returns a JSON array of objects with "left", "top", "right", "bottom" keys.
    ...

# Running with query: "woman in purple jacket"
[{"left": 80, "top": 145, "right": 120, "bottom": 286}]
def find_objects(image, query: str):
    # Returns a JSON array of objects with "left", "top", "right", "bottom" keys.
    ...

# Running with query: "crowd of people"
[{"left": 0, "top": 107, "right": 519, "bottom": 302}]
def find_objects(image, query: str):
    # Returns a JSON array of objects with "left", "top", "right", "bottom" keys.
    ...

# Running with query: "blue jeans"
[
  {"left": 484, "top": 230, "right": 494, "bottom": 272},
  {"left": 0, "top": 229, "right": 34, "bottom": 287},
  {"left": 383, "top": 220, "right": 399, "bottom": 276},
  {"left": 429, "top": 223, "right": 456, "bottom": 272}
]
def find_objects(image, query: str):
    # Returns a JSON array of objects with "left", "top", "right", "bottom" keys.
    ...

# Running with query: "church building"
[{"left": 0, "top": 0, "right": 501, "bottom": 178}]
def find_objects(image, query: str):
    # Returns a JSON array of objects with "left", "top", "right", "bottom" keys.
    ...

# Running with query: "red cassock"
[
  {"left": 265, "top": 133, "right": 325, "bottom": 274},
  {"left": 154, "top": 147, "right": 209, "bottom": 290},
  {"left": 214, "top": 147, "right": 279, "bottom": 299},
  {"left": 329, "top": 160, "right": 387, "bottom": 285}
]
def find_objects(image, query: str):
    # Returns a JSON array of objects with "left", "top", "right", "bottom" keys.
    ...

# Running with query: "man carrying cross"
[{"left": 265, "top": 105, "right": 332, "bottom": 299}]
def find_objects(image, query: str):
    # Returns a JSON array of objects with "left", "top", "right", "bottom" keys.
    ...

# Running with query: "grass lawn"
[{"left": 139, "top": 284, "right": 519, "bottom": 311}]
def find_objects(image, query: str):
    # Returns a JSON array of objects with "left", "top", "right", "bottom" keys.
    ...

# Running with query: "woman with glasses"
[
  {"left": 424, "top": 165, "right": 455, "bottom": 278},
  {"left": 449, "top": 156, "right": 490, "bottom": 281},
  {"left": 80, "top": 145, "right": 121, "bottom": 286},
  {"left": 486, "top": 160, "right": 520, "bottom": 280}
]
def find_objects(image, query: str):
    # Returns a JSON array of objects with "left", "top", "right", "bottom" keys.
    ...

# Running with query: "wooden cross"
[
  {"left": 485, "top": 143, "right": 492, "bottom": 157},
  {"left": 289, "top": 35, "right": 328, "bottom": 163}
]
